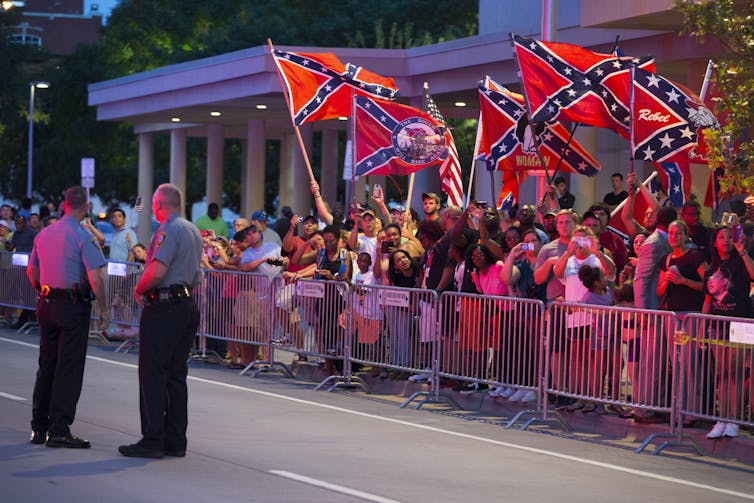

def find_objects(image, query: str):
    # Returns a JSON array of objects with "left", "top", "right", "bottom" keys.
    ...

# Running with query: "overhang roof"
[{"left": 88, "top": 26, "right": 725, "bottom": 138}]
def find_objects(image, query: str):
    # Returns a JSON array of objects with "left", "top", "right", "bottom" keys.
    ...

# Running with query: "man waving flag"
[{"left": 272, "top": 48, "right": 398, "bottom": 126}]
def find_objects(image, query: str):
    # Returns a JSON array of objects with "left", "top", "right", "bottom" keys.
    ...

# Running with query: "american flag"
[
  {"left": 512, "top": 34, "right": 655, "bottom": 139},
  {"left": 421, "top": 87, "right": 463, "bottom": 207},
  {"left": 272, "top": 49, "right": 398, "bottom": 126},
  {"left": 477, "top": 79, "right": 600, "bottom": 176},
  {"left": 632, "top": 67, "right": 719, "bottom": 164},
  {"left": 354, "top": 95, "right": 448, "bottom": 177}
]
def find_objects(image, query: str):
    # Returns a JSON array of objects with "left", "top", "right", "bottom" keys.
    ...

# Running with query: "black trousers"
[
  {"left": 137, "top": 297, "right": 200, "bottom": 451},
  {"left": 31, "top": 297, "right": 91, "bottom": 436}
]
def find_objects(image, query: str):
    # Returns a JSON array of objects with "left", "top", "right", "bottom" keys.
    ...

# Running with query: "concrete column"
[
  {"left": 279, "top": 132, "right": 296, "bottom": 212},
  {"left": 244, "top": 118, "right": 265, "bottom": 217},
  {"left": 170, "top": 128, "right": 187, "bottom": 217},
  {"left": 320, "top": 128, "right": 339, "bottom": 207},
  {"left": 289, "top": 124, "right": 312, "bottom": 214},
  {"left": 206, "top": 124, "right": 224, "bottom": 210},
  {"left": 137, "top": 133, "right": 154, "bottom": 245},
  {"left": 571, "top": 126, "right": 598, "bottom": 214}
]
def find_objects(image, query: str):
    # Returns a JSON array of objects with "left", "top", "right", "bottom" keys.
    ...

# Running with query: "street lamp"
[{"left": 27, "top": 81, "right": 49, "bottom": 199}]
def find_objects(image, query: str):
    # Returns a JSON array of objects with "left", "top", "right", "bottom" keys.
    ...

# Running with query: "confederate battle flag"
[
  {"left": 354, "top": 95, "right": 449, "bottom": 177},
  {"left": 512, "top": 34, "right": 654, "bottom": 139},
  {"left": 272, "top": 49, "right": 399, "bottom": 126},
  {"left": 631, "top": 67, "right": 719, "bottom": 164}
]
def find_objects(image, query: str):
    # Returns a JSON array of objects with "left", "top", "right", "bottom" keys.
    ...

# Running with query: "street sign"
[{"left": 81, "top": 158, "right": 95, "bottom": 188}]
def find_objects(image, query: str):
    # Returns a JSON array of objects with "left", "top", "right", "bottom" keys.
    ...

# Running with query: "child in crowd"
[
  {"left": 349, "top": 253, "right": 383, "bottom": 372},
  {"left": 576, "top": 265, "right": 615, "bottom": 414}
]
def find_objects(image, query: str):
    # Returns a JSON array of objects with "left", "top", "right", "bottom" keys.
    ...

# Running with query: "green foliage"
[{"left": 673, "top": 0, "right": 754, "bottom": 194}]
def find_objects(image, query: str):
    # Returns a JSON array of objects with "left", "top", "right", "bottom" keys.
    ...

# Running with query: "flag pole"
[
  {"left": 629, "top": 62, "right": 636, "bottom": 176},
  {"left": 510, "top": 34, "right": 556, "bottom": 197},
  {"left": 465, "top": 78, "right": 487, "bottom": 209},
  {"left": 268, "top": 39, "right": 316, "bottom": 182},
  {"left": 351, "top": 87, "right": 357, "bottom": 204},
  {"left": 699, "top": 59, "right": 715, "bottom": 101}
]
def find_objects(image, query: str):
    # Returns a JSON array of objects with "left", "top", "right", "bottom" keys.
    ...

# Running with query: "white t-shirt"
[{"left": 560, "top": 254, "right": 603, "bottom": 302}]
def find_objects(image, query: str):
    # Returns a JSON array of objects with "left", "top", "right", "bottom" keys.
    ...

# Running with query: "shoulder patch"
[{"left": 157, "top": 232, "right": 167, "bottom": 247}]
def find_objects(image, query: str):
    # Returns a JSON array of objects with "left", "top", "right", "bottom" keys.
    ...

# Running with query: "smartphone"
[
  {"left": 381, "top": 241, "right": 391, "bottom": 253},
  {"left": 521, "top": 243, "right": 535, "bottom": 251},
  {"left": 573, "top": 236, "right": 591, "bottom": 248},
  {"left": 722, "top": 213, "right": 736, "bottom": 226},
  {"left": 372, "top": 184, "right": 381, "bottom": 198},
  {"left": 733, "top": 224, "right": 743, "bottom": 242}
]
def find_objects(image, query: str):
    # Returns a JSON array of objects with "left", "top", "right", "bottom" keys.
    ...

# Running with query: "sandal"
[
  {"left": 581, "top": 403, "right": 596, "bottom": 413},
  {"left": 566, "top": 400, "right": 585, "bottom": 412}
]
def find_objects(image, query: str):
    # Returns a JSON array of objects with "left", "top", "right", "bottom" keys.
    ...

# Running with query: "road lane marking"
[
  {"left": 269, "top": 470, "right": 403, "bottom": 503},
  {"left": 2, "top": 335, "right": 753, "bottom": 500},
  {"left": 0, "top": 391, "right": 27, "bottom": 401}
]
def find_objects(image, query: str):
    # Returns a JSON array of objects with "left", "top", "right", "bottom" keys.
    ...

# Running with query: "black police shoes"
[
  {"left": 45, "top": 433, "right": 91, "bottom": 449},
  {"left": 118, "top": 443, "right": 165, "bottom": 459},
  {"left": 164, "top": 449, "right": 186, "bottom": 457},
  {"left": 30, "top": 430, "right": 47, "bottom": 444}
]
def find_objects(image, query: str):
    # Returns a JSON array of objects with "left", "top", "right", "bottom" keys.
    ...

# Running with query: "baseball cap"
[
  {"left": 360, "top": 209, "right": 376, "bottom": 218},
  {"left": 422, "top": 192, "right": 441, "bottom": 204},
  {"left": 0, "top": 219, "right": 9, "bottom": 228},
  {"left": 301, "top": 215, "right": 317, "bottom": 223},
  {"left": 251, "top": 210, "right": 269, "bottom": 222},
  {"left": 543, "top": 210, "right": 558, "bottom": 218},
  {"left": 391, "top": 205, "right": 406, "bottom": 213}
]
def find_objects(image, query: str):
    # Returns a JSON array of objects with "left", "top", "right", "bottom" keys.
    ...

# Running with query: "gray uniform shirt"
[
  {"left": 29, "top": 215, "right": 106, "bottom": 289},
  {"left": 146, "top": 212, "right": 203, "bottom": 289}
]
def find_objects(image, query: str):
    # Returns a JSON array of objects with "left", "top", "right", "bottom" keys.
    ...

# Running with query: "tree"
[
  {"left": 2, "top": 0, "right": 478, "bottom": 211},
  {"left": 674, "top": 0, "right": 754, "bottom": 193}
]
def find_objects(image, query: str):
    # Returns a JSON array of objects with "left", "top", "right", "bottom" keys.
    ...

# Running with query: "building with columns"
[{"left": 88, "top": 0, "right": 726, "bottom": 242}]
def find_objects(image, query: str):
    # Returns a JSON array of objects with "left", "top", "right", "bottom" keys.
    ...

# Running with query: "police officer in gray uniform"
[
  {"left": 119, "top": 183, "right": 202, "bottom": 458},
  {"left": 27, "top": 186, "right": 110, "bottom": 448}
]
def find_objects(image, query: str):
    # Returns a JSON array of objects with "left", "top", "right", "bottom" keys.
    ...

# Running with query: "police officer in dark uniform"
[
  {"left": 27, "top": 186, "right": 110, "bottom": 448},
  {"left": 118, "top": 183, "right": 202, "bottom": 458}
]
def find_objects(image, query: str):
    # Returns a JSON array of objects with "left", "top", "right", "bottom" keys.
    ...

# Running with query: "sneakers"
[
  {"left": 459, "top": 382, "right": 489, "bottom": 395},
  {"left": 724, "top": 422, "right": 739, "bottom": 438},
  {"left": 708, "top": 422, "right": 739, "bottom": 439},
  {"left": 508, "top": 389, "right": 528, "bottom": 402},
  {"left": 706, "top": 421, "right": 726, "bottom": 439},
  {"left": 488, "top": 386, "right": 506, "bottom": 398},
  {"left": 408, "top": 371, "right": 432, "bottom": 383},
  {"left": 520, "top": 390, "right": 537, "bottom": 403},
  {"left": 500, "top": 387, "right": 517, "bottom": 399}
]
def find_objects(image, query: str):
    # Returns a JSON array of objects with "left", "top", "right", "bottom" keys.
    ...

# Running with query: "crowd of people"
[
  {"left": 5, "top": 172, "right": 754, "bottom": 440},
  {"left": 184, "top": 174, "right": 754, "bottom": 440}
]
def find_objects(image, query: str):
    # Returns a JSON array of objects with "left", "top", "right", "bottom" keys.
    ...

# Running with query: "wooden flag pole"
[{"left": 268, "top": 39, "right": 316, "bottom": 183}]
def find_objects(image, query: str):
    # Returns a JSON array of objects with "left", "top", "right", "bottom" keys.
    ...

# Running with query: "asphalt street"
[{"left": 1, "top": 328, "right": 753, "bottom": 503}]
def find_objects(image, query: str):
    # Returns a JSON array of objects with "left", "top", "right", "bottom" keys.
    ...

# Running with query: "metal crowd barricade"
[
  {"left": 91, "top": 260, "right": 144, "bottom": 348},
  {"left": 343, "top": 284, "right": 439, "bottom": 402},
  {"left": 0, "top": 251, "right": 39, "bottom": 332},
  {"left": 435, "top": 292, "right": 544, "bottom": 415},
  {"left": 197, "top": 269, "right": 283, "bottom": 373},
  {"left": 669, "top": 313, "right": 754, "bottom": 450},
  {"left": 539, "top": 302, "right": 678, "bottom": 441},
  {"left": 271, "top": 277, "right": 364, "bottom": 390}
]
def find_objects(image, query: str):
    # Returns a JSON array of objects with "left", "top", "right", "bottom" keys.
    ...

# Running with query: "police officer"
[
  {"left": 118, "top": 183, "right": 202, "bottom": 458},
  {"left": 27, "top": 186, "right": 110, "bottom": 448}
]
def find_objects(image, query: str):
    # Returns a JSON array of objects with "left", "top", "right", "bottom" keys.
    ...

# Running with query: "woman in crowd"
[
  {"left": 384, "top": 249, "right": 421, "bottom": 378},
  {"left": 495, "top": 229, "right": 545, "bottom": 402},
  {"left": 703, "top": 226, "right": 754, "bottom": 439}
]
